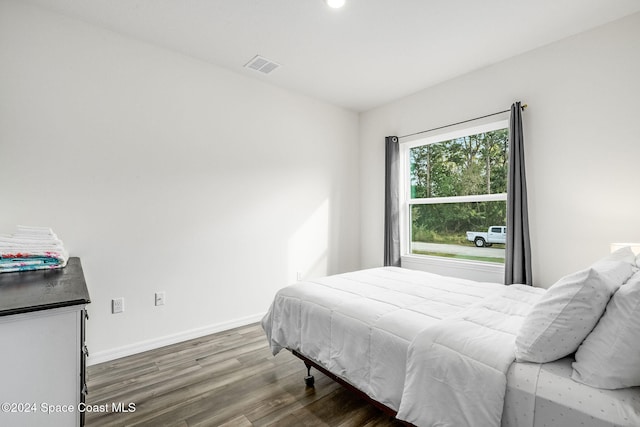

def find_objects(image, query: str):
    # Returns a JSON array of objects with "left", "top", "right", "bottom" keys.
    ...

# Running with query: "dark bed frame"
[{"left": 290, "top": 349, "right": 410, "bottom": 423}]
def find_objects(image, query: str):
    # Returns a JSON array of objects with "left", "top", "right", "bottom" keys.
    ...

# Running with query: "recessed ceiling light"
[{"left": 325, "top": 0, "right": 345, "bottom": 9}]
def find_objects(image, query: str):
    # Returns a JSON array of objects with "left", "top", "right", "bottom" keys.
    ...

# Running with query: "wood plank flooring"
[{"left": 85, "top": 323, "right": 405, "bottom": 426}]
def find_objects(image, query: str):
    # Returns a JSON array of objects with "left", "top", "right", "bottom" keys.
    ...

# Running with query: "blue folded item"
[{"left": 0, "top": 256, "right": 63, "bottom": 273}]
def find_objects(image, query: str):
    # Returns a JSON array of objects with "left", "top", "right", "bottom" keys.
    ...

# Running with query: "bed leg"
[{"left": 304, "top": 362, "right": 315, "bottom": 387}]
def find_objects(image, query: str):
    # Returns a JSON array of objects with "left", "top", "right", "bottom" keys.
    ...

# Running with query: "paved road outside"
[{"left": 412, "top": 242, "right": 505, "bottom": 257}]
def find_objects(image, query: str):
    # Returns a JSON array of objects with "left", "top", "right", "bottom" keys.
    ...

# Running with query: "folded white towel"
[{"left": 0, "top": 226, "right": 69, "bottom": 271}]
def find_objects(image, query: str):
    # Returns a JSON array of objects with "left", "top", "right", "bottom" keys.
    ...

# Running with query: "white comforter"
[
  {"left": 397, "top": 283, "right": 545, "bottom": 426},
  {"left": 261, "top": 267, "right": 545, "bottom": 426}
]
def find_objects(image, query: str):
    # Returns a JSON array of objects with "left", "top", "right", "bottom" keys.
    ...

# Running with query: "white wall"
[
  {"left": 360, "top": 12, "right": 640, "bottom": 287},
  {"left": 0, "top": 0, "right": 360, "bottom": 363},
  {"left": 3, "top": 0, "right": 639, "bottom": 363}
]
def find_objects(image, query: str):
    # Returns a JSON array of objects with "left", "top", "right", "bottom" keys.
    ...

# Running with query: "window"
[{"left": 399, "top": 120, "right": 509, "bottom": 265}]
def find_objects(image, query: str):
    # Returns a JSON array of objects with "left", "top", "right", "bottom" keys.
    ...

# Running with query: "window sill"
[{"left": 401, "top": 254, "right": 505, "bottom": 284}]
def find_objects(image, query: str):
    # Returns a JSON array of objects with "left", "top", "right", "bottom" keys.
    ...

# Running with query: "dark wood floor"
[{"left": 85, "top": 323, "right": 405, "bottom": 426}]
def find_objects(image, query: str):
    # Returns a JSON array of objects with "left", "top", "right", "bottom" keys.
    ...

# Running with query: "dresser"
[{"left": 0, "top": 257, "right": 91, "bottom": 427}]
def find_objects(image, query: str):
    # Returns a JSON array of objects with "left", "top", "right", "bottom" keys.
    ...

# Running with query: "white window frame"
[{"left": 398, "top": 119, "right": 509, "bottom": 281}]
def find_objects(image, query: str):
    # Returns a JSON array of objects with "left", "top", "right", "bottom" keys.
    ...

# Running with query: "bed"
[{"left": 262, "top": 248, "right": 640, "bottom": 427}]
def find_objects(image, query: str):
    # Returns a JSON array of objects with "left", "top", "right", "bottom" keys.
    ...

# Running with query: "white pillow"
[
  {"left": 571, "top": 271, "right": 640, "bottom": 389},
  {"left": 597, "top": 245, "right": 636, "bottom": 268},
  {"left": 515, "top": 254, "right": 633, "bottom": 363}
]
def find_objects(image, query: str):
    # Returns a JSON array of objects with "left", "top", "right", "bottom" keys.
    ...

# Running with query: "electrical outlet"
[
  {"left": 296, "top": 271, "right": 302, "bottom": 281},
  {"left": 155, "top": 291, "right": 165, "bottom": 306},
  {"left": 112, "top": 297, "right": 124, "bottom": 314}
]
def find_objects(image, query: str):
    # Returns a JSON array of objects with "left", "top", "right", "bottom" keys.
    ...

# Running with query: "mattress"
[{"left": 503, "top": 357, "right": 640, "bottom": 427}]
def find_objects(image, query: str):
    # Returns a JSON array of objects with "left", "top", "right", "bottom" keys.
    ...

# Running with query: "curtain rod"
[{"left": 398, "top": 103, "right": 528, "bottom": 140}]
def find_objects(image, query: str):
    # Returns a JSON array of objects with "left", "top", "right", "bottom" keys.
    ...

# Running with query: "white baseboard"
[{"left": 87, "top": 312, "right": 266, "bottom": 366}]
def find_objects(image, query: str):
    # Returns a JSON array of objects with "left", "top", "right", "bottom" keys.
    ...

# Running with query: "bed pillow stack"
[
  {"left": 571, "top": 265, "right": 640, "bottom": 389},
  {"left": 514, "top": 246, "right": 636, "bottom": 364}
]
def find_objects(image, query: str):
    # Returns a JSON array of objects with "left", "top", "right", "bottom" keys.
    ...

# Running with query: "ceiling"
[{"left": 22, "top": 0, "right": 640, "bottom": 112}]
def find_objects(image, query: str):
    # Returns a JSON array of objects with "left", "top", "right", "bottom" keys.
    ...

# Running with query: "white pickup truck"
[{"left": 466, "top": 226, "right": 506, "bottom": 247}]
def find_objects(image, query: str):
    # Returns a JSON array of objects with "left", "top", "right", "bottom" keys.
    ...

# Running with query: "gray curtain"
[
  {"left": 384, "top": 136, "right": 401, "bottom": 267},
  {"left": 505, "top": 102, "right": 532, "bottom": 285}
]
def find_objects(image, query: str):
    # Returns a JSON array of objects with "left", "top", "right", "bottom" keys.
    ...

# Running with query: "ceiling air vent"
[{"left": 244, "top": 55, "right": 280, "bottom": 74}]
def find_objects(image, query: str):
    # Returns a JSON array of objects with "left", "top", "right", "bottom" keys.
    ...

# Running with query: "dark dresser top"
[{"left": 0, "top": 257, "right": 91, "bottom": 316}]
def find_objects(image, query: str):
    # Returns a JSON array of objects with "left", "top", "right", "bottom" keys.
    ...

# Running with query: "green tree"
[{"left": 410, "top": 128, "right": 508, "bottom": 241}]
